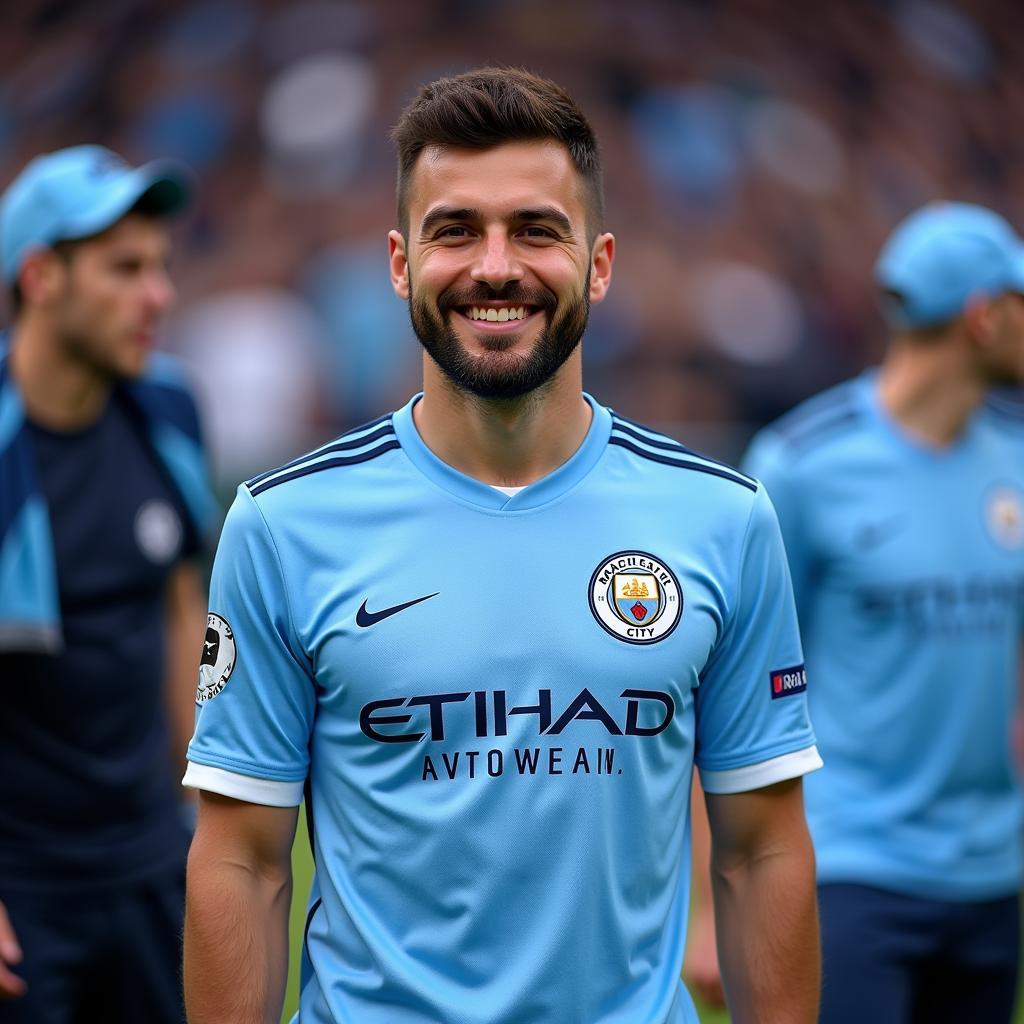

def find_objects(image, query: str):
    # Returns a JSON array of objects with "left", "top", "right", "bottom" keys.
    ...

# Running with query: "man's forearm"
[
  {"left": 183, "top": 837, "right": 292, "bottom": 1024},
  {"left": 711, "top": 839, "right": 819, "bottom": 1024}
]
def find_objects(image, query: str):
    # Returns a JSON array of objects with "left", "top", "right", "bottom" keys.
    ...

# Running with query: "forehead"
[{"left": 406, "top": 140, "right": 586, "bottom": 227}]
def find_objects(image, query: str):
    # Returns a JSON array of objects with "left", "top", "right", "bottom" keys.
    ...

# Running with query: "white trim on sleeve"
[
  {"left": 182, "top": 762, "right": 304, "bottom": 807},
  {"left": 699, "top": 745, "right": 823, "bottom": 795}
]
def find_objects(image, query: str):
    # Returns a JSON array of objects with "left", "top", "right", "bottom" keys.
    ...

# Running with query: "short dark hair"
[{"left": 391, "top": 67, "right": 604, "bottom": 239}]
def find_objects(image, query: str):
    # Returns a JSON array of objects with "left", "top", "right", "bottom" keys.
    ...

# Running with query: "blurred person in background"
[
  {"left": 0, "top": 146, "right": 215, "bottom": 1023},
  {"left": 689, "top": 201, "right": 1024, "bottom": 1023},
  {"left": 182, "top": 67, "right": 821, "bottom": 1024}
]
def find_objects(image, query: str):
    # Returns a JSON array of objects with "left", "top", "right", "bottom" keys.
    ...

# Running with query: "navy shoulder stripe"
[
  {"left": 773, "top": 405, "right": 863, "bottom": 454},
  {"left": 771, "top": 382, "right": 858, "bottom": 441},
  {"left": 247, "top": 414, "right": 394, "bottom": 488},
  {"left": 248, "top": 440, "right": 400, "bottom": 496},
  {"left": 610, "top": 415, "right": 756, "bottom": 484},
  {"left": 986, "top": 394, "right": 1024, "bottom": 423},
  {"left": 608, "top": 436, "right": 757, "bottom": 492}
]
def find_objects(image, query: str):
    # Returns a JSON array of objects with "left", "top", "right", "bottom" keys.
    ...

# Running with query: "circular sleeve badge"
[{"left": 196, "top": 613, "right": 236, "bottom": 703}]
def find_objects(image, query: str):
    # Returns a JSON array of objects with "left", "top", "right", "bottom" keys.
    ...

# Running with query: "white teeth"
[{"left": 467, "top": 306, "right": 530, "bottom": 321}]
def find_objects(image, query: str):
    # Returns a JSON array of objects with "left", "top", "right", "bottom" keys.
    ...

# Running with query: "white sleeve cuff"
[
  {"left": 182, "top": 762, "right": 305, "bottom": 807},
  {"left": 699, "top": 745, "right": 823, "bottom": 794}
]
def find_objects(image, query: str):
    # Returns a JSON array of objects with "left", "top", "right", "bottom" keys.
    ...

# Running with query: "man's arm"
[
  {"left": 183, "top": 791, "right": 299, "bottom": 1024},
  {"left": 683, "top": 773, "right": 724, "bottom": 1007},
  {"left": 705, "top": 778, "right": 819, "bottom": 1024},
  {"left": 164, "top": 560, "right": 208, "bottom": 778},
  {"left": 0, "top": 901, "right": 25, "bottom": 1000}
]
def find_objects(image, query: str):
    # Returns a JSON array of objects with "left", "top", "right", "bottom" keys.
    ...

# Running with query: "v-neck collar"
[{"left": 391, "top": 393, "right": 611, "bottom": 512}]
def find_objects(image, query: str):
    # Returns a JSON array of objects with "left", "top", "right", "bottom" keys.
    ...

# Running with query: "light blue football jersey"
[
  {"left": 744, "top": 372, "right": 1024, "bottom": 901},
  {"left": 185, "top": 394, "right": 820, "bottom": 1024}
]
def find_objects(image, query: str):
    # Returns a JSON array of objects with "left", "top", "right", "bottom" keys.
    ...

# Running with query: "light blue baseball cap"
[
  {"left": 875, "top": 201, "right": 1024, "bottom": 328},
  {"left": 0, "top": 144, "right": 193, "bottom": 283}
]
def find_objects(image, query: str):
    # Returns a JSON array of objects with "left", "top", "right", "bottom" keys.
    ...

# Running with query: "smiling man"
[{"left": 183, "top": 68, "right": 822, "bottom": 1024}]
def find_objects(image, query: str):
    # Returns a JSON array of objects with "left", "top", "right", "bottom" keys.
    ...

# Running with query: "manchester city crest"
[
  {"left": 986, "top": 486, "right": 1024, "bottom": 550},
  {"left": 196, "top": 613, "right": 236, "bottom": 703},
  {"left": 589, "top": 551, "right": 683, "bottom": 644}
]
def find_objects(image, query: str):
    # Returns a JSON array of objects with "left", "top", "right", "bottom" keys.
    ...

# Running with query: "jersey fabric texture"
[
  {"left": 185, "top": 394, "right": 821, "bottom": 1024},
  {"left": 0, "top": 349, "right": 217, "bottom": 653},
  {"left": 0, "top": 390, "right": 202, "bottom": 890},
  {"left": 744, "top": 372, "right": 1024, "bottom": 901}
]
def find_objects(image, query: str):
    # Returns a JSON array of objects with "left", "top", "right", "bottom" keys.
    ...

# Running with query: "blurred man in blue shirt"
[
  {"left": 743, "top": 202, "right": 1024, "bottom": 1023},
  {"left": 0, "top": 146, "right": 215, "bottom": 1023}
]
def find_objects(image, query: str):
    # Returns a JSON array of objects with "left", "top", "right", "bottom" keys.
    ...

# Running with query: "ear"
[
  {"left": 962, "top": 293, "right": 994, "bottom": 347},
  {"left": 17, "top": 248, "right": 66, "bottom": 307},
  {"left": 389, "top": 230, "right": 410, "bottom": 301},
  {"left": 588, "top": 232, "right": 615, "bottom": 305}
]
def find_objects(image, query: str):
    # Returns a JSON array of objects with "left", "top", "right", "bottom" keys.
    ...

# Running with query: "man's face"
[
  {"left": 389, "top": 140, "right": 613, "bottom": 400},
  {"left": 981, "top": 292, "right": 1024, "bottom": 385},
  {"left": 50, "top": 213, "right": 176, "bottom": 380}
]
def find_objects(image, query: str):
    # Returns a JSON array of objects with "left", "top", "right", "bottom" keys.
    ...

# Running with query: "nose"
[
  {"left": 145, "top": 268, "right": 176, "bottom": 314},
  {"left": 470, "top": 230, "right": 523, "bottom": 291}
]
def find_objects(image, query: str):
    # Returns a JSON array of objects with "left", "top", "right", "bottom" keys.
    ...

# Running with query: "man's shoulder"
[
  {"left": 982, "top": 390, "right": 1024, "bottom": 441},
  {"left": 745, "top": 376, "right": 872, "bottom": 476},
  {"left": 605, "top": 409, "right": 758, "bottom": 508},
  {"left": 123, "top": 352, "right": 204, "bottom": 440},
  {"left": 244, "top": 411, "right": 402, "bottom": 507}
]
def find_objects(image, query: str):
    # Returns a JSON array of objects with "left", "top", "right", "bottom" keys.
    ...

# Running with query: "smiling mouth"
[{"left": 459, "top": 305, "right": 537, "bottom": 324}]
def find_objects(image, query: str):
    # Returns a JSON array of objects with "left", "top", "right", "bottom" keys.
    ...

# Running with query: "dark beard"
[{"left": 408, "top": 277, "right": 589, "bottom": 401}]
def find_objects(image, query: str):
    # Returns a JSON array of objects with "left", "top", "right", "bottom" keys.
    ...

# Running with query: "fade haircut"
[{"left": 391, "top": 67, "right": 604, "bottom": 240}]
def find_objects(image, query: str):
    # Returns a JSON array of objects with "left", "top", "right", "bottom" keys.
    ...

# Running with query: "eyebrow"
[{"left": 418, "top": 205, "right": 575, "bottom": 237}]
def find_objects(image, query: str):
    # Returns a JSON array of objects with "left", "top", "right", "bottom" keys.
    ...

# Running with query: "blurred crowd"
[{"left": 2, "top": 0, "right": 1022, "bottom": 489}]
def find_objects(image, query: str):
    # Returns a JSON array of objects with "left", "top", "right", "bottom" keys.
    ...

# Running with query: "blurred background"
[{"left": 2, "top": 0, "right": 1023, "bottom": 495}]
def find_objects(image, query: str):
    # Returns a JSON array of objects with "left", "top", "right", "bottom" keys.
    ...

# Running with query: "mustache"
[{"left": 436, "top": 283, "right": 558, "bottom": 316}]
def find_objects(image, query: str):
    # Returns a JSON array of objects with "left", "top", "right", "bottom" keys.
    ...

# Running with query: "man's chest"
[
  {"left": 30, "top": 408, "right": 189, "bottom": 608},
  {"left": 814, "top": 455, "right": 1024, "bottom": 639},
  {"left": 285, "top": 503, "right": 737, "bottom": 750}
]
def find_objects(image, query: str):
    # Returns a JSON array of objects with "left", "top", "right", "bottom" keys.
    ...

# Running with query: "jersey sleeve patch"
[
  {"left": 699, "top": 746, "right": 823, "bottom": 794},
  {"left": 196, "top": 612, "right": 236, "bottom": 703},
  {"left": 770, "top": 663, "right": 807, "bottom": 700}
]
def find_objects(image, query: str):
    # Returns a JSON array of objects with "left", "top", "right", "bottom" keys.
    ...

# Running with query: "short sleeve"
[
  {"left": 694, "top": 484, "right": 821, "bottom": 794},
  {"left": 183, "top": 485, "right": 315, "bottom": 806}
]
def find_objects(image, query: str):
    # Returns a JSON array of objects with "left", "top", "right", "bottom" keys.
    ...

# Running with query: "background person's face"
[
  {"left": 391, "top": 140, "right": 609, "bottom": 400},
  {"left": 52, "top": 213, "right": 175, "bottom": 380},
  {"left": 980, "top": 292, "right": 1024, "bottom": 386}
]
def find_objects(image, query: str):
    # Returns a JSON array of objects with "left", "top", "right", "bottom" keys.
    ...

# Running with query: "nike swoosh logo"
[
  {"left": 356, "top": 593, "right": 439, "bottom": 628},
  {"left": 853, "top": 516, "right": 904, "bottom": 551}
]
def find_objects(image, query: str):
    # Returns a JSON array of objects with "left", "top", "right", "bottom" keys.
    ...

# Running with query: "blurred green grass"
[{"left": 281, "top": 824, "right": 1017, "bottom": 1023}]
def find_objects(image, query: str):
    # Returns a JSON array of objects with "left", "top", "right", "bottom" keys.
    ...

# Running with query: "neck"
[
  {"left": 876, "top": 334, "right": 985, "bottom": 447},
  {"left": 8, "top": 315, "right": 112, "bottom": 430},
  {"left": 413, "top": 353, "right": 592, "bottom": 486}
]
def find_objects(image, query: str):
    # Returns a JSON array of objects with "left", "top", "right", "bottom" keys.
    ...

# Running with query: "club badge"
[
  {"left": 589, "top": 551, "right": 683, "bottom": 644},
  {"left": 196, "top": 613, "right": 236, "bottom": 703},
  {"left": 986, "top": 486, "right": 1024, "bottom": 550}
]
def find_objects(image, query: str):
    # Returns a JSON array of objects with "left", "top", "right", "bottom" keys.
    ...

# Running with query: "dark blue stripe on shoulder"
[
  {"left": 610, "top": 416, "right": 755, "bottom": 483},
  {"left": 248, "top": 440, "right": 400, "bottom": 496},
  {"left": 776, "top": 406, "right": 863, "bottom": 453},
  {"left": 772, "top": 383, "right": 859, "bottom": 442},
  {"left": 609, "top": 437, "right": 757, "bottom": 491},
  {"left": 247, "top": 415, "right": 395, "bottom": 487},
  {"left": 986, "top": 394, "right": 1024, "bottom": 422}
]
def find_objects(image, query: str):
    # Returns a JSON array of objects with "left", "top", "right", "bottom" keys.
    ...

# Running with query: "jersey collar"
[{"left": 391, "top": 392, "right": 612, "bottom": 511}]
